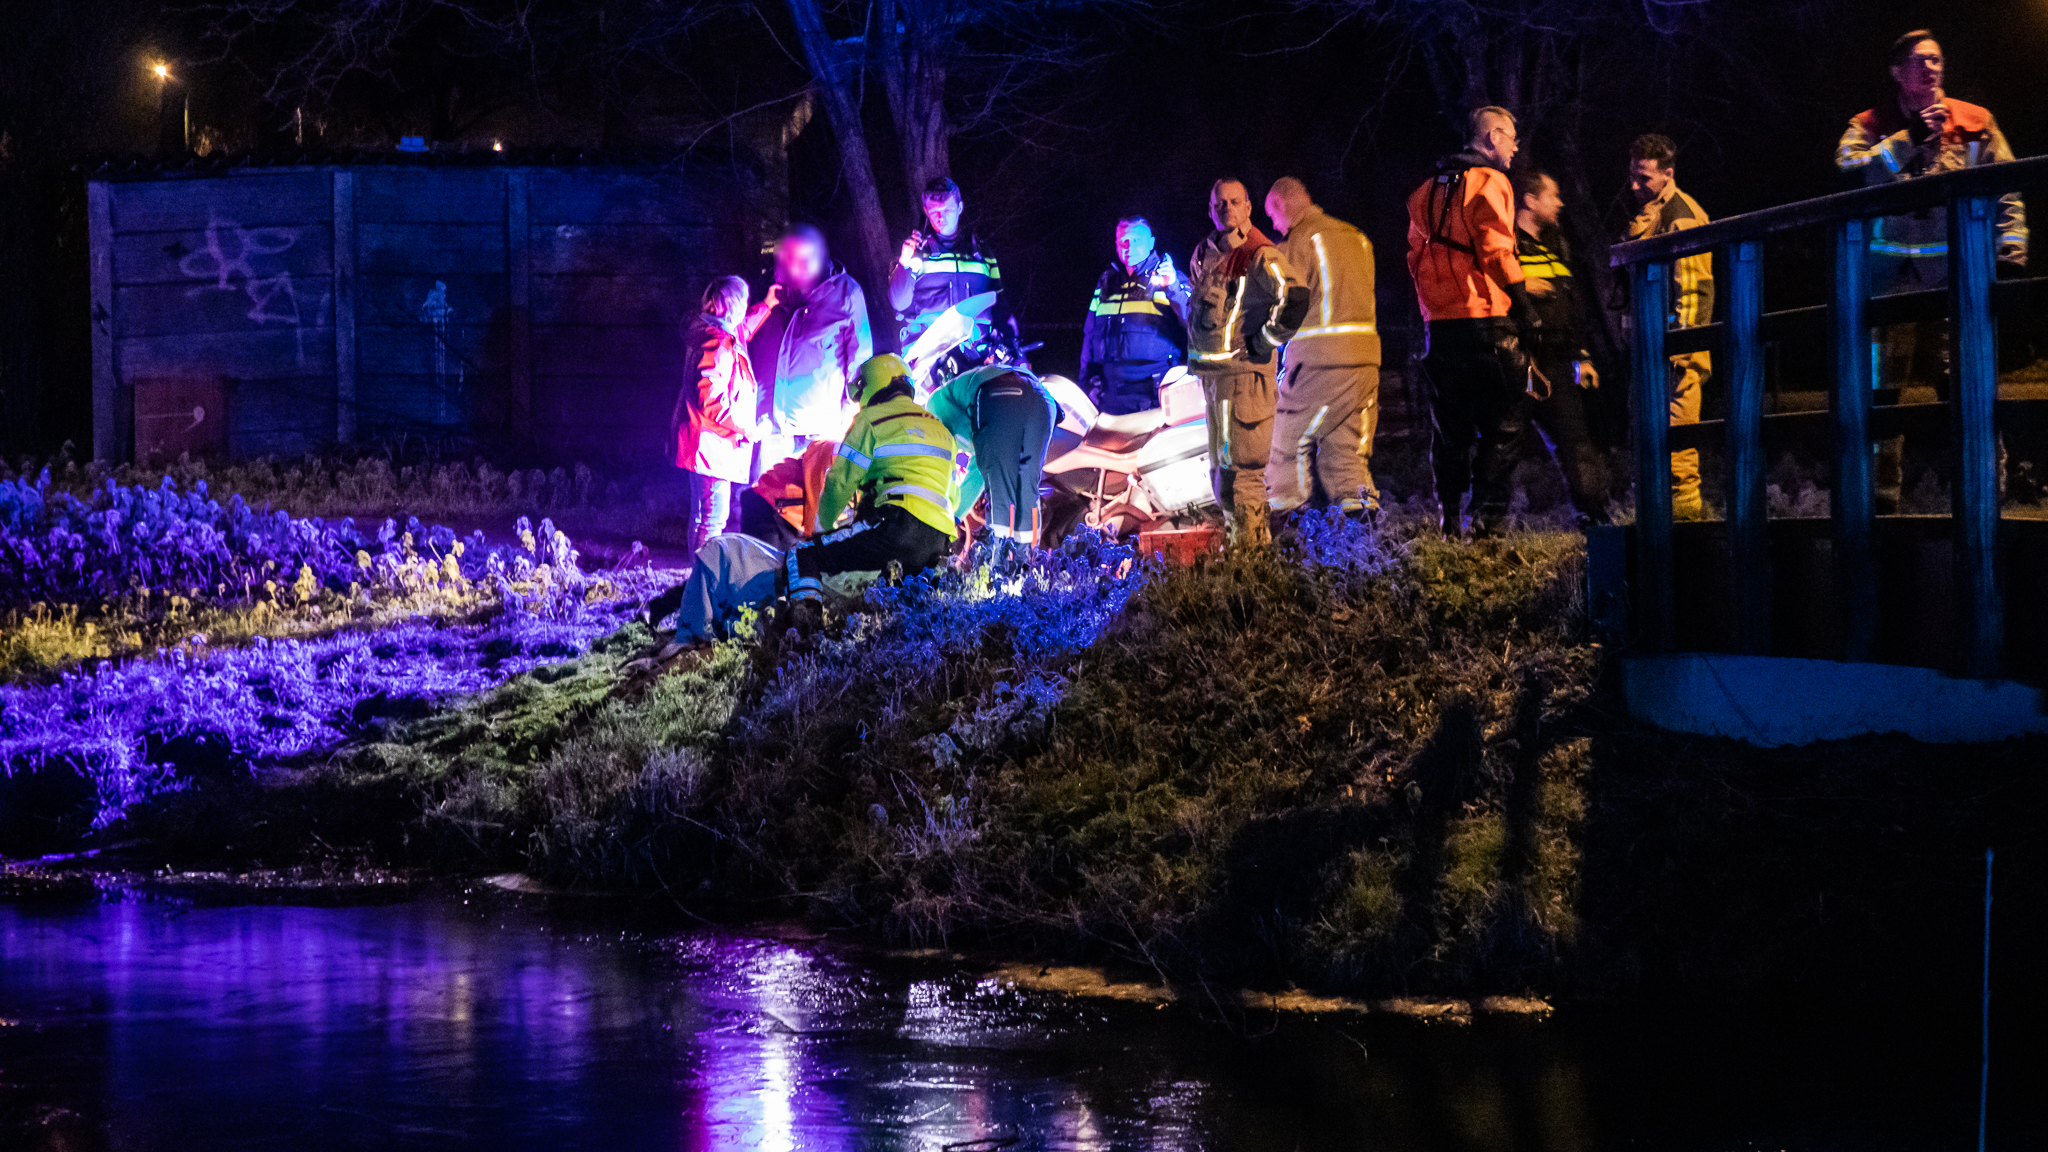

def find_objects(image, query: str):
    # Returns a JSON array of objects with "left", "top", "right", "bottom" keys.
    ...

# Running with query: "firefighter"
[
  {"left": 1187, "top": 178, "right": 1311, "bottom": 548},
  {"left": 1837, "top": 29, "right": 2027, "bottom": 512},
  {"left": 1263, "top": 177, "right": 1380, "bottom": 519},
  {"left": 889, "top": 177, "right": 1017, "bottom": 370},
  {"left": 1405, "top": 106, "right": 1545, "bottom": 538},
  {"left": 1514, "top": 169, "right": 1612, "bottom": 527},
  {"left": 1624, "top": 133, "right": 1715, "bottom": 521},
  {"left": 927, "top": 364, "right": 1061, "bottom": 564},
  {"left": 789, "top": 354, "right": 961, "bottom": 614},
  {"left": 1080, "top": 216, "right": 1191, "bottom": 415}
]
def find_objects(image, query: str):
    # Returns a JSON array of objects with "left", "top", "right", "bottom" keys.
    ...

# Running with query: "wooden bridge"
[{"left": 1608, "top": 154, "right": 2048, "bottom": 694}]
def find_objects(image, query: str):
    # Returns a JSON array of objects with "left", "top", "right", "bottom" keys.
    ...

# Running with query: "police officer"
[
  {"left": 1514, "top": 169, "right": 1611, "bottom": 527},
  {"left": 889, "top": 177, "right": 1016, "bottom": 371},
  {"left": 1080, "top": 216, "right": 1190, "bottom": 415}
]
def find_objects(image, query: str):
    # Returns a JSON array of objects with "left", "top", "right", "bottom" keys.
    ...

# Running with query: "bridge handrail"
[{"left": 1610, "top": 153, "right": 2048, "bottom": 267}]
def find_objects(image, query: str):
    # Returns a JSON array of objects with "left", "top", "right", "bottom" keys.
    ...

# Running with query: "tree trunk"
[
  {"left": 786, "top": 0, "right": 896, "bottom": 324},
  {"left": 879, "top": 0, "right": 950, "bottom": 213}
]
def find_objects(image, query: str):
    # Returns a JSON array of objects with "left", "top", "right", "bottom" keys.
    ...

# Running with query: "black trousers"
[
  {"left": 1422, "top": 317, "right": 1530, "bottom": 528},
  {"left": 1530, "top": 355, "right": 1611, "bottom": 523},
  {"left": 794, "top": 503, "right": 953, "bottom": 581},
  {"left": 973, "top": 377, "right": 1054, "bottom": 541}
]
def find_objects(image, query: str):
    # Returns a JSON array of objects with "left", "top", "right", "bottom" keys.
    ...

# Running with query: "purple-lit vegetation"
[
  {"left": 4, "top": 451, "right": 689, "bottom": 544},
  {"left": 0, "top": 469, "right": 667, "bottom": 824},
  {"left": 0, "top": 467, "right": 607, "bottom": 612},
  {"left": 3, "top": 488, "right": 1619, "bottom": 997},
  {"left": 302, "top": 515, "right": 1607, "bottom": 995}
]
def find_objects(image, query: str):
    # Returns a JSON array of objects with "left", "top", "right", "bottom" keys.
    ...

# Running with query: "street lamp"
[{"left": 151, "top": 58, "right": 188, "bottom": 154}]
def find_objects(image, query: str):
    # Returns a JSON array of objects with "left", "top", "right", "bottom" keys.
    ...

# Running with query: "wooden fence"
[
  {"left": 88, "top": 161, "right": 753, "bottom": 462},
  {"left": 1610, "top": 154, "right": 2048, "bottom": 679}
]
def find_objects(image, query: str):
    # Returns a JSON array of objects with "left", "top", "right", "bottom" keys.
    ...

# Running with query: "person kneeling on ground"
[
  {"left": 630, "top": 355, "right": 958, "bottom": 669},
  {"left": 787, "top": 354, "right": 961, "bottom": 619}
]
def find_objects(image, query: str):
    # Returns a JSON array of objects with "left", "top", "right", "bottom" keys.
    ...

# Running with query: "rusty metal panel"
[{"left": 132, "top": 376, "right": 226, "bottom": 460}]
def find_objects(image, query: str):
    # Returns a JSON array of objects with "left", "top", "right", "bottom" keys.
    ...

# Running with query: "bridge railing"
[{"left": 1609, "top": 153, "right": 2048, "bottom": 678}]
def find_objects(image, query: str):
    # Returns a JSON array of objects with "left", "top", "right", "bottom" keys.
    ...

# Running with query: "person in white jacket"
[{"left": 746, "top": 224, "right": 873, "bottom": 477}]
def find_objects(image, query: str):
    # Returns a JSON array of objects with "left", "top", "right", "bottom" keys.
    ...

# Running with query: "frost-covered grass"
[
  {"left": 209, "top": 514, "right": 1605, "bottom": 998},
  {"left": 1, "top": 604, "right": 649, "bottom": 827},
  {"left": 0, "top": 462, "right": 662, "bottom": 682},
  {"left": 6, "top": 449, "right": 692, "bottom": 548},
  {"left": 0, "top": 467, "right": 671, "bottom": 824}
]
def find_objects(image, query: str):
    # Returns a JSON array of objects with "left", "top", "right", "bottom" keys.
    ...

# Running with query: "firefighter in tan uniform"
[
  {"left": 1624, "top": 134, "right": 1715, "bottom": 521},
  {"left": 1184, "top": 178, "right": 1311, "bottom": 548},
  {"left": 1263, "top": 177, "right": 1381, "bottom": 519}
]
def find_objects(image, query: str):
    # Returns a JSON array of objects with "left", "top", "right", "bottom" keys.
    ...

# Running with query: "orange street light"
[{"left": 152, "top": 62, "right": 171, "bottom": 81}]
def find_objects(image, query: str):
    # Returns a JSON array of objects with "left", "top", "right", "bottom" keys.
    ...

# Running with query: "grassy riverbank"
[{"left": 10, "top": 511, "right": 2044, "bottom": 1006}]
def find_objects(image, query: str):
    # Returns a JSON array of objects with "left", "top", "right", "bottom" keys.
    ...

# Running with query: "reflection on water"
[{"left": 0, "top": 891, "right": 2025, "bottom": 1151}]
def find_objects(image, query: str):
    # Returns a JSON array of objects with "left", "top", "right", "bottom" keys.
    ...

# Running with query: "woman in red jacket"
[{"left": 670, "top": 275, "right": 768, "bottom": 554}]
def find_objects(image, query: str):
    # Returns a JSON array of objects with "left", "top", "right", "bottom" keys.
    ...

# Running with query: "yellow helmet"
[{"left": 854, "top": 353, "right": 912, "bottom": 406}]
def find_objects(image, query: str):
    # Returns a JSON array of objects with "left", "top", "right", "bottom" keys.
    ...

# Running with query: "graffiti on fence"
[
  {"left": 177, "top": 211, "right": 328, "bottom": 365},
  {"left": 419, "top": 280, "right": 466, "bottom": 420}
]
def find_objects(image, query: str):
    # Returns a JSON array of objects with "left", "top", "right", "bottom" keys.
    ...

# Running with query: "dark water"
[{"left": 0, "top": 889, "right": 2038, "bottom": 1151}]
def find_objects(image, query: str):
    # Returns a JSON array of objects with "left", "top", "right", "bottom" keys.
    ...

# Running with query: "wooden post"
[
  {"left": 1949, "top": 194, "right": 2002, "bottom": 677},
  {"left": 1631, "top": 260, "right": 1674, "bottom": 650},
  {"left": 87, "top": 180, "right": 120, "bottom": 463},
  {"left": 332, "top": 171, "right": 357, "bottom": 445},
  {"left": 1830, "top": 217, "right": 1877, "bottom": 661},
  {"left": 506, "top": 170, "right": 534, "bottom": 443},
  {"left": 1725, "top": 239, "right": 1768, "bottom": 654}
]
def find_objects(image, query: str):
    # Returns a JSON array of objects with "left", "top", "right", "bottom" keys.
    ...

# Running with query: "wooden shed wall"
[{"left": 89, "top": 165, "right": 747, "bottom": 462}]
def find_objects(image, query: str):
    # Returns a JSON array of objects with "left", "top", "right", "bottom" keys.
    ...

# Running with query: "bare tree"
[
  {"left": 782, "top": 0, "right": 1141, "bottom": 318},
  {"left": 194, "top": 0, "right": 781, "bottom": 150},
  {"left": 785, "top": 0, "right": 896, "bottom": 296}
]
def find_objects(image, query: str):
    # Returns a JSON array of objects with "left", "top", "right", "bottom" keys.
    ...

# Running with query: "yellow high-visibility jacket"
[{"left": 817, "top": 392, "right": 961, "bottom": 538}]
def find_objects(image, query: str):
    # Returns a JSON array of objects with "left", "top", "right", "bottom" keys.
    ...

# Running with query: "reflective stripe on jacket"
[
  {"left": 898, "top": 232, "right": 1009, "bottom": 347},
  {"left": 1186, "top": 226, "right": 1308, "bottom": 369},
  {"left": 1405, "top": 151, "right": 1523, "bottom": 322},
  {"left": 1836, "top": 99, "right": 2027, "bottom": 265},
  {"left": 1080, "top": 252, "right": 1190, "bottom": 379},
  {"left": 1278, "top": 206, "right": 1379, "bottom": 368},
  {"left": 1626, "top": 183, "right": 1714, "bottom": 329},
  {"left": 1515, "top": 227, "right": 1588, "bottom": 361},
  {"left": 817, "top": 393, "right": 961, "bottom": 538}
]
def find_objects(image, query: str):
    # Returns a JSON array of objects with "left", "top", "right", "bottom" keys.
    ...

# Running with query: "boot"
[
  {"left": 1338, "top": 498, "right": 1379, "bottom": 529},
  {"left": 786, "top": 597, "right": 826, "bottom": 638},
  {"left": 1228, "top": 501, "right": 1272, "bottom": 551}
]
